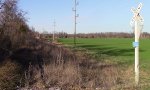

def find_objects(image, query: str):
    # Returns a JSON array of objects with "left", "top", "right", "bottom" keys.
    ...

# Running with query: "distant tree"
[{"left": 42, "top": 30, "right": 49, "bottom": 35}]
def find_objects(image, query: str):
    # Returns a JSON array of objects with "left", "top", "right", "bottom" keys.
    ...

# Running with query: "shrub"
[{"left": 0, "top": 60, "right": 23, "bottom": 90}]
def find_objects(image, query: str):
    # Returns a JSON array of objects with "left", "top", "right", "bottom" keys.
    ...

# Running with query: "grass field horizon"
[{"left": 59, "top": 38, "right": 150, "bottom": 70}]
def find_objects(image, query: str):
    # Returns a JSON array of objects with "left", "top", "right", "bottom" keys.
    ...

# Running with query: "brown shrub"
[
  {"left": 41, "top": 57, "right": 120, "bottom": 90},
  {"left": 0, "top": 59, "right": 22, "bottom": 90}
]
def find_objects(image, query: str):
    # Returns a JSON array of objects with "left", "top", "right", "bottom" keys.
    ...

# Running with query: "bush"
[{"left": 0, "top": 60, "right": 23, "bottom": 90}]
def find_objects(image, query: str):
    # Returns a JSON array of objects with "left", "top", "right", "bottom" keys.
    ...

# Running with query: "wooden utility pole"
[
  {"left": 53, "top": 19, "right": 56, "bottom": 42},
  {"left": 130, "top": 3, "right": 144, "bottom": 86},
  {"left": 73, "top": 0, "right": 79, "bottom": 47}
]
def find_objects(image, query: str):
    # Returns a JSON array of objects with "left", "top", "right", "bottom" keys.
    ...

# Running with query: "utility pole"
[
  {"left": 53, "top": 19, "right": 56, "bottom": 42},
  {"left": 130, "top": 3, "right": 144, "bottom": 86},
  {"left": 73, "top": 0, "right": 79, "bottom": 47}
]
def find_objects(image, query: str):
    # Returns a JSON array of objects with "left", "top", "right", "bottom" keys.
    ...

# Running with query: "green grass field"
[
  {"left": 58, "top": 38, "right": 150, "bottom": 89},
  {"left": 58, "top": 38, "right": 150, "bottom": 69}
]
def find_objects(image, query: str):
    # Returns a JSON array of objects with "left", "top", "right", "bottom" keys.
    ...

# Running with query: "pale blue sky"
[{"left": 18, "top": 0, "right": 150, "bottom": 34}]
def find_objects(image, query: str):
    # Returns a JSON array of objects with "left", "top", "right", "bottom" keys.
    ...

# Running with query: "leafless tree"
[{"left": 0, "top": 0, "right": 30, "bottom": 49}]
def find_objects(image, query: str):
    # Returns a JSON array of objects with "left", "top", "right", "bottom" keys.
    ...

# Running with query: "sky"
[{"left": 18, "top": 0, "right": 150, "bottom": 34}]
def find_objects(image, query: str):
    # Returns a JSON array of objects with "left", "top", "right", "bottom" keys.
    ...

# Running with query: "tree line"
[{"left": 42, "top": 32, "right": 150, "bottom": 39}]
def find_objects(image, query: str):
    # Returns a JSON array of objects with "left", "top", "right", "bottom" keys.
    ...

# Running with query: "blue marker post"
[{"left": 133, "top": 42, "right": 139, "bottom": 48}]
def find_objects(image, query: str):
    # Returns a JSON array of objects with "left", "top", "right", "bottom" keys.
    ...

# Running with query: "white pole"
[
  {"left": 131, "top": 3, "right": 143, "bottom": 86},
  {"left": 135, "top": 20, "right": 139, "bottom": 86}
]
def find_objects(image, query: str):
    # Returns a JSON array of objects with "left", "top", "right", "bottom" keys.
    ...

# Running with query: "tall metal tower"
[{"left": 73, "top": 0, "right": 79, "bottom": 47}]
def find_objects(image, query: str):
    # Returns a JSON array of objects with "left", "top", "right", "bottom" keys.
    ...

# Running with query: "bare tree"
[{"left": 0, "top": 0, "right": 30, "bottom": 49}]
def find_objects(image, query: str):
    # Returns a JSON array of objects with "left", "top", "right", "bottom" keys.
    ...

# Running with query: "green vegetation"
[
  {"left": 59, "top": 38, "right": 150, "bottom": 71},
  {"left": 58, "top": 38, "right": 150, "bottom": 89},
  {"left": 59, "top": 38, "right": 150, "bottom": 65}
]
